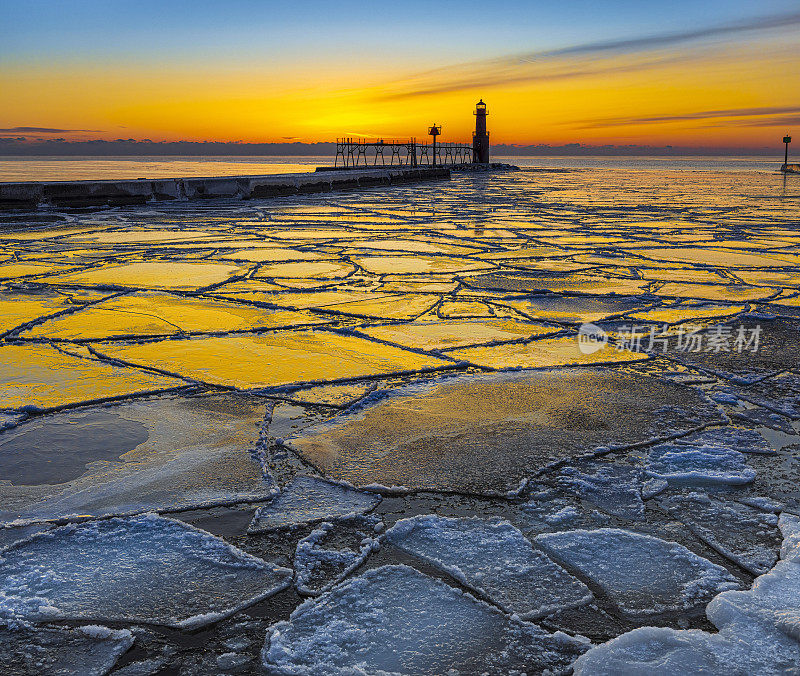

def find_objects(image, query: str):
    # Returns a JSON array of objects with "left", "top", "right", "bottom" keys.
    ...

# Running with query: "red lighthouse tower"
[{"left": 472, "top": 99, "right": 490, "bottom": 164}]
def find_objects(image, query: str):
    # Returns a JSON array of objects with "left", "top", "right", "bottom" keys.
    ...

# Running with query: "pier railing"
[{"left": 334, "top": 138, "right": 474, "bottom": 168}]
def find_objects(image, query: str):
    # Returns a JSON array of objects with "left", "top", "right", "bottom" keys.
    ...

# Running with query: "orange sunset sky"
[{"left": 1, "top": 1, "right": 799, "bottom": 149}]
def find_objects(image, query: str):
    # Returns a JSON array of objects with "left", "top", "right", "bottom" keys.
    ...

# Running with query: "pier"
[
  {"left": 0, "top": 166, "right": 450, "bottom": 209},
  {"left": 0, "top": 101, "right": 493, "bottom": 209}
]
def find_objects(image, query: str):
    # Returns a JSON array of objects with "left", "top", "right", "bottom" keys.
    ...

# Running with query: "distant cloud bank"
[{"left": 0, "top": 138, "right": 775, "bottom": 157}]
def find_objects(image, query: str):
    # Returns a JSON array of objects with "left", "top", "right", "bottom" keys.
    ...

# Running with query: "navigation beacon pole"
[
  {"left": 473, "top": 99, "right": 490, "bottom": 164},
  {"left": 784, "top": 133, "right": 792, "bottom": 169}
]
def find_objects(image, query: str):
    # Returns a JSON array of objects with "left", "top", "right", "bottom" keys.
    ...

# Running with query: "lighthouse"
[{"left": 472, "top": 99, "right": 490, "bottom": 164}]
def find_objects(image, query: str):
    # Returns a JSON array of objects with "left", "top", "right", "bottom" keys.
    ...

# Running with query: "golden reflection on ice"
[
  {"left": 0, "top": 289, "right": 111, "bottom": 334},
  {"left": 39, "top": 261, "right": 248, "bottom": 290},
  {"left": 95, "top": 331, "right": 452, "bottom": 388},
  {"left": 21, "top": 291, "right": 328, "bottom": 340},
  {"left": 362, "top": 319, "right": 558, "bottom": 351},
  {"left": 0, "top": 344, "right": 185, "bottom": 410},
  {"left": 447, "top": 335, "right": 648, "bottom": 369},
  {"left": 354, "top": 255, "right": 494, "bottom": 275},
  {"left": 627, "top": 303, "right": 748, "bottom": 323},
  {"left": 654, "top": 283, "right": 779, "bottom": 302}
]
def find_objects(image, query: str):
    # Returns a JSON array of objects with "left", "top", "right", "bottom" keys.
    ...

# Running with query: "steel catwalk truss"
[{"left": 334, "top": 138, "right": 475, "bottom": 168}]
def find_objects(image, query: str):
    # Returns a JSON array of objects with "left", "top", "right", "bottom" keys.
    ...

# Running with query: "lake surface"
[
  {"left": 1, "top": 162, "right": 799, "bottom": 674},
  {"left": 0, "top": 154, "right": 787, "bottom": 182}
]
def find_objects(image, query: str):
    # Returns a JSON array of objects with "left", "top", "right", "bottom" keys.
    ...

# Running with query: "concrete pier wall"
[{"left": 0, "top": 167, "right": 450, "bottom": 209}]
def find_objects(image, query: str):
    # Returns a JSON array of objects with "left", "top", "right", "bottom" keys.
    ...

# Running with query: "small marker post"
[{"left": 783, "top": 133, "right": 792, "bottom": 168}]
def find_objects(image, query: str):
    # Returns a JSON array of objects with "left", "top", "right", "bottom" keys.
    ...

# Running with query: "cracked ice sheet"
[
  {"left": 0, "top": 288, "right": 113, "bottom": 335},
  {"left": 253, "top": 261, "right": 356, "bottom": 279},
  {"left": 627, "top": 302, "right": 748, "bottom": 324},
  {"left": 633, "top": 247, "right": 800, "bottom": 268},
  {"left": 556, "top": 463, "right": 646, "bottom": 519},
  {"left": 310, "top": 293, "right": 440, "bottom": 321},
  {"left": 287, "top": 369, "right": 723, "bottom": 494},
  {"left": 0, "top": 393, "right": 274, "bottom": 524},
  {"left": 276, "top": 383, "right": 377, "bottom": 408},
  {"left": 0, "top": 625, "right": 133, "bottom": 676},
  {"left": 653, "top": 283, "right": 778, "bottom": 302},
  {"left": 262, "top": 564, "right": 588, "bottom": 676},
  {"left": 384, "top": 515, "right": 592, "bottom": 619},
  {"left": 38, "top": 261, "right": 248, "bottom": 291},
  {"left": 94, "top": 331, "right": 452, "bottom": 389},
  {"left": 646, "top": 443, "right": 756, "bottom": 486},
  {"left": 360, "top": 318, "right": 558, "bottom": 351},
  {"left": 446, "top": 334, "right": 648, "bottom": 369},
  {"left": 21, "top": 291, "right": 328, "bottom": 341},
  {"left": 497, "top": 294, "right": 649, "bottom": 324},
  {"left": 294, "top": 516, "right": 380, "bottom": 595},
  {"left": 720, "top": 371, "right": 800, "bottom": 419},
  {"left": 664, "top": 318, "right": 800, "bottom": 383},
  {"left": 661, "top": 494, "right": 780, "bottom": 575},
  {"left": 535, "top": 528, "right": 739, "bottom": 618},
  {"left": 248, "top": 476, "right": 381, "bottom": 532},
  {"left": 680, "top": 426, "right": 776, "bottom": 455},
  {"left": 572, "top": 515, "right": 800, "bottom": 675},
  {"left": 464, "top": 271, "right": 649, "bottom": 295},
  {"left": 353, "top": 255, "right": 494, "bottom": 275},
  {"left": 0, "top": 344, "right": 185, "bottom": 412},
  {"left": 0, "top": 514, "right": 292, "bottom": 629},
  {"left": 0, "top": 262, "right": 71, "bottom": 280}
]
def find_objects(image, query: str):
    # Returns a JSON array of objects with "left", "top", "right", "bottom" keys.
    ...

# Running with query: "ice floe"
[
  {"left": 384, "top": 515, "right": 592, "bottom": 618},
  {"left": 248, "top": 476, "right": 381, "bottom": 532},
  {"left": 536, "top": 528, "right": 739, "bottom": 617},
  {"left": 646, "top": 444, "right": 756, "bottom": 486},
  {"left": 0, "top": 514, "right": 292, "bottom": 628},
  {"left": 263, "top": 564, "right": 588, "bottom": 675},
  {"left": 287, "top": 369, "right": 723, "bottom": 494},
  {"left": 444, "top": 333, "right": 648, "bottom": 369},
  {"left": 95, "top": 330, "right": 451, "bottom": 389},
  {"left": 0, "top": 344, "right": 185, "bottom": 411},
  {"left": 662, "top": 493, "right": 780, "bottom": 575},
  {"left": 294, "top": 516, "right": 380, "bottom": 595},
  {"left": 39, "top": 261, "right": 247, "bottom": 291},
  {"left": 556, "top": 463, "right": 645, "bottom": 519},
  {"left": 665, "top": 318, "right": 800, "bottom": 383},
  {"left": 21, "top": 290, "right": 327, "bottom": 340},
  {"left": 681, "top": 426, "right": 776, "bottom": 455},
  {"left": 0, "top": 625, "right": 133, "bottom": 676},
  {"left": 0, "top": 394, "right": 275, "bottom": 524},
  {"left": 572, "top": 514, "right": 800, "bottom": 675}
]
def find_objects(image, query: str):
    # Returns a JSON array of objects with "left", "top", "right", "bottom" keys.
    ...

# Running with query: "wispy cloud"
[
  {"left": 0, "top": 126, "right": 102, "bottom": 135},
  {"left": 376, "top": 10, "right": 800, "bottom": 99},
  {"left": 515, "top": 11, "right": 800, "bottom": 62},
  {"left": 578, "top": 106, "right": 800, "bottom": 129}
]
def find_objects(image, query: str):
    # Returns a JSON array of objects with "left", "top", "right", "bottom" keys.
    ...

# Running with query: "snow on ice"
[
  {"left": 662, "top": 493, "right": 781, "bottom": 575},
  {"left": 263, "top": 564, "right": 588, "bottom": 675},
  {"left": 0, "top": 624, "right": 133, "bottom": 676},
  {"left": 572, "top": 514, "right": 800, "bottom": 675},
  {"left": 535, "top": 528, "right": 739, "bottom": 617},
  {"left": 646, "top": 443, "right": 756, "bottom": 486},
  {"left": 0, "top": 514, "right": 292, "bottom": 628},
  {"left": 294, "top": 516, "right": 380, "bottom": 595},
  {"left": 248, "top": 476, "right": 381, "bottom": 532},
  {"left": 384, "top": 515, "right": 593, "bottom": 619},
  {"left": 556, "top": 463, "right": 646, "bottom": 520}
]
